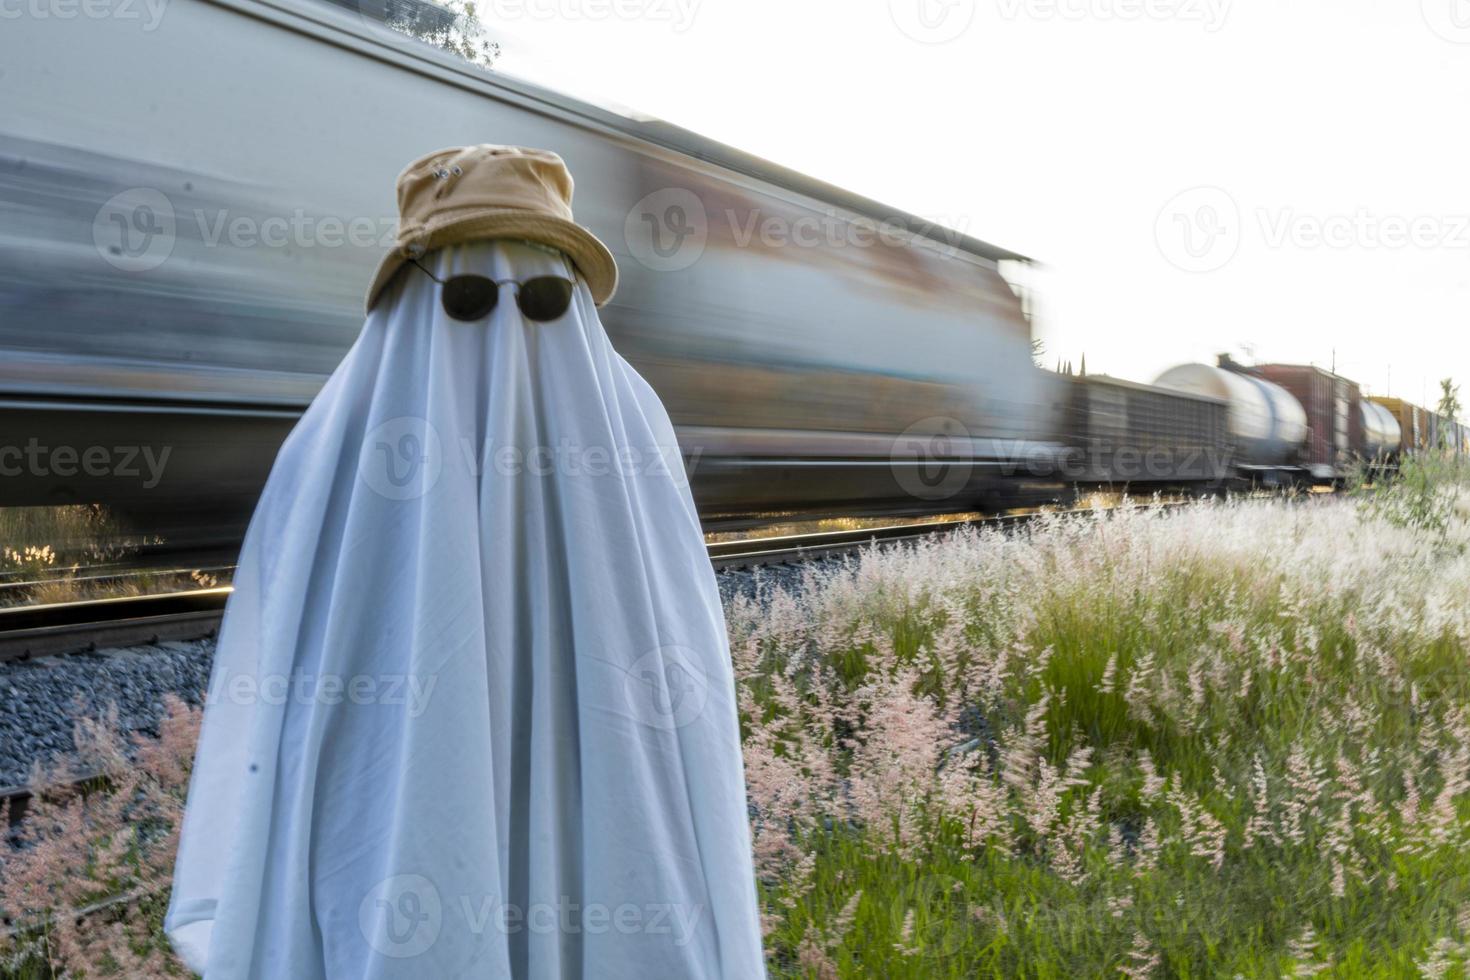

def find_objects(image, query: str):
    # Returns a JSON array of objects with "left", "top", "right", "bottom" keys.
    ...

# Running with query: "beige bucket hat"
[{"left": 366, "top": 144, "right": 618, "bottom": 312}]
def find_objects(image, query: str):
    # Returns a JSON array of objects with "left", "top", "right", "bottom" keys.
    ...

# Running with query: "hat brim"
[{"left": 365, "top": 210, "right": 618, "bottom": 312}]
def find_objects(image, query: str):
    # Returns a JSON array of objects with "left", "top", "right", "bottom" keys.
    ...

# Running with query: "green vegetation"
[
  {"left": 1438, "top": 379, "right": 1461, "bottom": 428},
  {"left": 1351, "top": 452, "right": 1470, "bottom": 544}
]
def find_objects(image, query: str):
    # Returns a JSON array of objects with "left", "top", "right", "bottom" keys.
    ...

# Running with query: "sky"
[{"left": 487, "top": 0, "right": 1470, "bottom": 406}]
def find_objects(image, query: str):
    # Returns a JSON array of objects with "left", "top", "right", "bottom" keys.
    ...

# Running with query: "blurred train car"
[
  {"left": 1, "top": 0, "right": 1068, "bottom": 544},
  {"left": 1420, "top": 411, "right": 1466, "bottom": 454},
  {"left": 1359, "top": 400, "right": 1402, "bottom": 464},
  {"left": 1445, "top": 417, "right": 1469, "bottom": 455},
  {"left": 1370, "top": 396, "right": 1429, "bottom": 454},
  {"left": 1441, "top": 414, "right": 1461, "bottom": 452},
  {"left": 1427, "top": 413, "right": 1445, "bottom": 453}
]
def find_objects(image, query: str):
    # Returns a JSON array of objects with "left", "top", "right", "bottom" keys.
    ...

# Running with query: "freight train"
[
  {"left": 0, "top": 0, "right": 1461, "bottom": 550},
  {"left": 1073, "top": 356, "right": 1463, "bottom": 492}
]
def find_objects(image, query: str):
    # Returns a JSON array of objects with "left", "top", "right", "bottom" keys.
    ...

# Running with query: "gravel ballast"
[{"left": 1, "top": 557, "right": 861, "bottom": 790}]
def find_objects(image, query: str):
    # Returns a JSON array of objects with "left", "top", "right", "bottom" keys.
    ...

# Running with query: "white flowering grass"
[
  {"left": 741, "top": 471, "right": 1470, "bottom": 977},
  {"left": 7, "top": 464, "right": 1470, "bottom": 978}
]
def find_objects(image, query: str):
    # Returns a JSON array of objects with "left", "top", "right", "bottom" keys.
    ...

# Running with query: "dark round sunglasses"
[{"left": 409, "top": 258, "right": 575, "bottom": 322}]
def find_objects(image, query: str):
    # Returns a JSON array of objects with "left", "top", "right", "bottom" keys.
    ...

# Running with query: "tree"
[
  {"left": 1438, "top": 378, "right": 1461, "bottom": 422},
  {"left": 390, "top": 0, "right": 501, "bottom": 70}
]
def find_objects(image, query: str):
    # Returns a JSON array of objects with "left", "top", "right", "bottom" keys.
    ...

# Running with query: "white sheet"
[{"left": 166, "top": 240, "right": 765, "bottom": 978}]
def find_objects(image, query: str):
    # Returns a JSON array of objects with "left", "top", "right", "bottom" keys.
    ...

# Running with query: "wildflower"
[
  {"left": 832, "top": 890, "right": 862, "bottom": 939},
  {"left": 1242, "top": 757, "right": 1280, "bottom": 849},
  {"left": 1282, "top": 747, "right": 1328, "bottom": 846},
  {"left": 1166, "top": 786, "right": 1227, "bottom": 870},
  {"left": 796, "top": 930, "right": 838, "bottom": 979},
  {"left": 1285, "top": 925, "right": 1331, "bottom": 977},
  {"left": 1118, "top": 930, "right": 1160, "bottom": 979},
  {"left": 1137, "top": 750, "right": 1166, "bottom": 802},
  {"left": 1416, "top": 937, "right": 1462, "bottom": 980},
  {"left": 1124, "top": 653, "right": 1157, "bottom": 725},
  {"left": 893, "top": 909, "right": 919, "bottom": 956},
  {"left": 1133, "top": 818, "right": 1161, "bottom": 877}
]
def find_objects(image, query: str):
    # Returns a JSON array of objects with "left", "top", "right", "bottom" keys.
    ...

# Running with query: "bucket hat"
[{"left": 366, "top": 144, "right": 618, "bottom": 311}]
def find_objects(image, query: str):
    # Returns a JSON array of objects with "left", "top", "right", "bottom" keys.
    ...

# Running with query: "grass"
[
  {"left": 741, "top": 456, "right": 1470, "bottom": 978},
  {"left": 6, "top": 458, "right": 1470, "bottom": 977}
]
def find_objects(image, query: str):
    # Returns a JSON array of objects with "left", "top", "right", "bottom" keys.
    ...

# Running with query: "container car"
[{"left": 1065, "top": 374, "right": 1230, "bottom": 485}]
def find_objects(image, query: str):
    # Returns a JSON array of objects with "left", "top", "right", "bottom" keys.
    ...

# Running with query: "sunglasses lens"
[
  {"left": 441, "top": 276, "right": 498, "bottom": 321},
  {"left": 516, "top": 277, "right": 574, "bottom": 322}
]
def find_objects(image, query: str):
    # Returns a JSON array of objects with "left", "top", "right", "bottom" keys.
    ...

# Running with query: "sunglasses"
[{"left": 409, "top": 258, "right": 575, "bottom": 322}]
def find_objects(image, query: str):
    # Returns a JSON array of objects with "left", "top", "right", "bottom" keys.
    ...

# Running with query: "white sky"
[{"left": 489, "top": 0, "right": 1470, "bottom": 406}]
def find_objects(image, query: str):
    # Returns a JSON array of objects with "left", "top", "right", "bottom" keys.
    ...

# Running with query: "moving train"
[
  {"left": 1069, "top": 356, "right": 1464, "bottom": 492},
  {"left": 0, "top": 0, "right": 1460, "bottom": 549}
]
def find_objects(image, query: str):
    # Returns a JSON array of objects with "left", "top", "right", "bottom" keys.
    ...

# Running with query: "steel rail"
[{"left": 0, "top": 588, "right": 232, "bottom": 664}]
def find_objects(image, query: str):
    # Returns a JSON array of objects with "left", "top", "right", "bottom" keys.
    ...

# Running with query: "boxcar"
[
  {"left": 1370, "top": 396, "right": 1428, "bottom": 454},
  {"left": 1250, "top": 364, "right": 1362, "bottom": 480}
]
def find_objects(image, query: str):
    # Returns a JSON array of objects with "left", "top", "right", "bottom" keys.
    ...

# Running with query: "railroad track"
[
  {"left": 0, "top": 587, "right": 232, "bottom": 664},
  {"left": 708, "top": 509, "right": 1071, "bottom": 569}
]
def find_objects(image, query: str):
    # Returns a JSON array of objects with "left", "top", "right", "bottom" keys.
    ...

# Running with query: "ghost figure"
[{"left": 166, "top": 147, "right": 766, "bottom": 979}]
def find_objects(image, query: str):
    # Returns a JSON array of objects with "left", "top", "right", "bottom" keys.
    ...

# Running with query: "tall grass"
[
  {"left": 740, "top": 478, "right": 1470, "bottom": 978},
  {"left": 1, "top": 702, "right": 195, "bottom": 979},
  {"left": 1350, "top": 453, "right": 1470, "bottom": 543},
  {"left": 6, "top": 472, "right": 1470, "bottom": 977}
]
